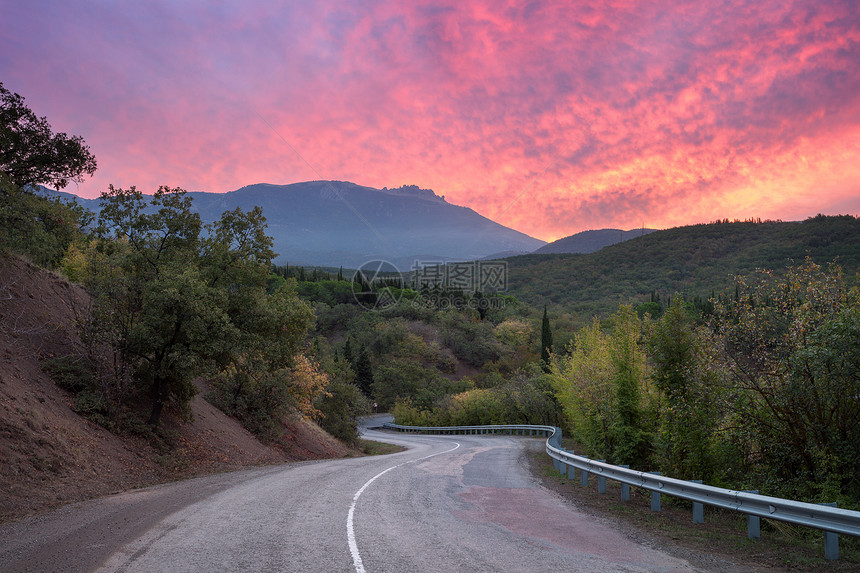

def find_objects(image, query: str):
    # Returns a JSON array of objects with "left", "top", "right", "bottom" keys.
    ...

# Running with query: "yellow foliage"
[
  {"left": 494, "top": 318, "right": 534, "bottom": 348},
  {"left": 288, "top": 354, "right": 331, "bottom": 420}
]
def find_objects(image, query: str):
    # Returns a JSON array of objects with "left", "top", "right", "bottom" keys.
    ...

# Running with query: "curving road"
[{"left": 1, "top": 416, "right": 703, "bottom": 572}]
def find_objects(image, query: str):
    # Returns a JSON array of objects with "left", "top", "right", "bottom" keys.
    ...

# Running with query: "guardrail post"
[
  {"left": 597, "top": 461, "right": 606, "bottom": 493},
  {"left": 649, "top": 472, "right": 661, "bottom": 511},
  {"left": 819, "top": 503, "right": 839, "bottom": 560},
  {"left": 743, "top": 490, "right": 760, "bottom": 539},
  {"left": 620, "top": 465, "right": 630, "bottom": 501},
  {"left": 580, "top": 456, "right": 589, "bottom": 487},
  {"left": 690, "top": 480, "right": 704, "bottom": 523},
  {"left": 567, "top": 462, "right": 576, "bottom": 480}
]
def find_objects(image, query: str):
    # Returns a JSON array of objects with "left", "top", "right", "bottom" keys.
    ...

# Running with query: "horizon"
[
  {"left": 55, "top": 179, "right": 837, "bottom": 246},
  {"left": 3, "top": 1, "right": 859, "bottom": 243}
]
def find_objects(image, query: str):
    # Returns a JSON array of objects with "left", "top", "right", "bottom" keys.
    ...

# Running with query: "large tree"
[
  {"left": 1, "top": 83, "right": 97, "bottom": 189},
  {"left": 91, "top": 185, "right": 313, "bottom": 427},
  {"left": 92, "top": 186, "right": 207, "bottom": 425},
  {"left": 713, "top": 259, "right": 860, "bottom": 500}
]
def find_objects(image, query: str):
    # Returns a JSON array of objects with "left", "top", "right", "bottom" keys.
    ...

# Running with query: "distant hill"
[
  {"left": 534, "top": 228, "right": 657, "bottom": 254},
  {"left": 501, "top": 215, "right": 860, "bottom": 319},
  {"left": 48, "top": 181, "right": 545, "bottom": 269}
]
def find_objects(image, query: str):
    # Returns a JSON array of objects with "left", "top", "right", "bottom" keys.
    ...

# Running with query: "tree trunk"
[{"left": 147, "top": 378, "right": 165, "bottom": 426}]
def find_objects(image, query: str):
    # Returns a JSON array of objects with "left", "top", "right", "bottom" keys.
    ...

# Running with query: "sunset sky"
[{"left": 2, "top": 1, "right": 859, "bottom": 241}]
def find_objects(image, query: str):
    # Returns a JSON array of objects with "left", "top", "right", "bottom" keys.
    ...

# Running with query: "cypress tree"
[
  {"left": 354, "top": 348, "right": 374, "bottom": 397},
  {"left": 540, "top": 305, "right": 553, "bottom": 371},
  {"left": 343, "top": 337, "right": 353, "bottom": 364}
]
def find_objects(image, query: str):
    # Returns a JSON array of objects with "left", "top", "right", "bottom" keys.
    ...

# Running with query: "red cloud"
[{"left": 1, "top": 0, "right": 858, "bottom": 241}]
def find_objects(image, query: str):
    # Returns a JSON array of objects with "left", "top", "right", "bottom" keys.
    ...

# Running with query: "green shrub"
[{"left": 41, "top": 355, "right": 93, "bottom": 393}]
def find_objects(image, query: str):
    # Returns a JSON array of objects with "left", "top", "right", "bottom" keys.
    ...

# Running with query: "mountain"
[
  {"left": 533, "top": 228, "right": 657, "bottom": 254},
  {"left": 502, "top": 215, "right": 860, "bottom": 319},
  {"left": 48, "top": 181, "right": 546, "bottom": 269}
]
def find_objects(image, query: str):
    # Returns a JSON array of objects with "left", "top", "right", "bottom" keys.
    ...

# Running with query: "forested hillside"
[{"left": 503, "top": 216, "right": 860, "bottom": 318}]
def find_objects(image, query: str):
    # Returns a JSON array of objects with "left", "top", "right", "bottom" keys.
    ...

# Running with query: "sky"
[{"left": 2, "top": 1, "right": 859, "bottom": 242}]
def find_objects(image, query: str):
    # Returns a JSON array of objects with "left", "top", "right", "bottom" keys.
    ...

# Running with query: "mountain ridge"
[
  {"left": 534, "top": 228, "right": 658, "bottom": 254},
  {"left": 45, "top": 181, "right": 546, "bottom": 269},
  {"left": 501, "top": 215, "right": 860, "bottom": 319}
]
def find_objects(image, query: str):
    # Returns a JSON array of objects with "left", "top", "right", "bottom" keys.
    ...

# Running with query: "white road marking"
[{"left": 347, "top": 441, "right": 461, "bottom": 573}]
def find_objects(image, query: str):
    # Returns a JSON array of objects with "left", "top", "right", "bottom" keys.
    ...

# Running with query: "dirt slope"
[{"left": 0, "top": 255, "right": 350, "bottom": 523}]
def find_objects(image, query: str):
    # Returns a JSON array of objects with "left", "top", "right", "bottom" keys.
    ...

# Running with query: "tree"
[
  {"left": 0, "top": 84, "right": 95, "bottom": 266},
  {"left": 287, "top": 355, "right": 331, "bottom": 420},
  {"left": 0, "top": 173, "right": 92, "bottom": 267},
  {"left": 540, "top": 305, "right": 553, "bottom": 371},
  {"left": 608, "top": 305, "right": 651, "bottom": 466},
  {"left": 648, "top": 298, "right": 720, "bottom": 480},
  {"left": 92, "top": 186, "right": 208, "bottom": 425},
  {"left": 548, "top": 318, "right": 615, "bottom": 457},
  {"left": 548, "top": 306, "right": 652, "bottom": 466},
  {"left": 354, "top": 347, "right": 374, "bottom": 397},
  {"left": 316, "top": 381, "right": 368, "bottom": 445},
  {"left": 1, "top": 83, "right": 97, "bottom": 189},
  {"left": 343, "top": 337, "right": 354, "bottom": 364},
  {"left": 91, "top": 185, "right": 314, "bottom": 428},
  {"left": 712, "top": 259, "right": 860, "bottom": 500}
]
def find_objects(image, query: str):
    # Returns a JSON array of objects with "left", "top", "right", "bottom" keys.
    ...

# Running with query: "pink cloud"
[{"left": 1, "top": 0, "right": 858, "bottom": 242}]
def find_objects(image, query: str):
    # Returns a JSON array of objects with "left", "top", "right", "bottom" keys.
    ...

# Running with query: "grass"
[{"left": 357, "top": 438, "right": 405, "bottom": 456}]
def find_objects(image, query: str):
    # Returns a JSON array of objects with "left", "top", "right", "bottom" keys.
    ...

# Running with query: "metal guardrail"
[
  {"left": 382, "top": 422, "right": 558, "bottom": 443},
  {"left": 382, "top": 422, "right": 860, "bottom": 560}
]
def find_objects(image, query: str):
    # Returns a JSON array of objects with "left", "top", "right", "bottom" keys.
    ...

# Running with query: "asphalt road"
[{"left": 1, "top": 417, "right": 702, "bottom": 572}]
